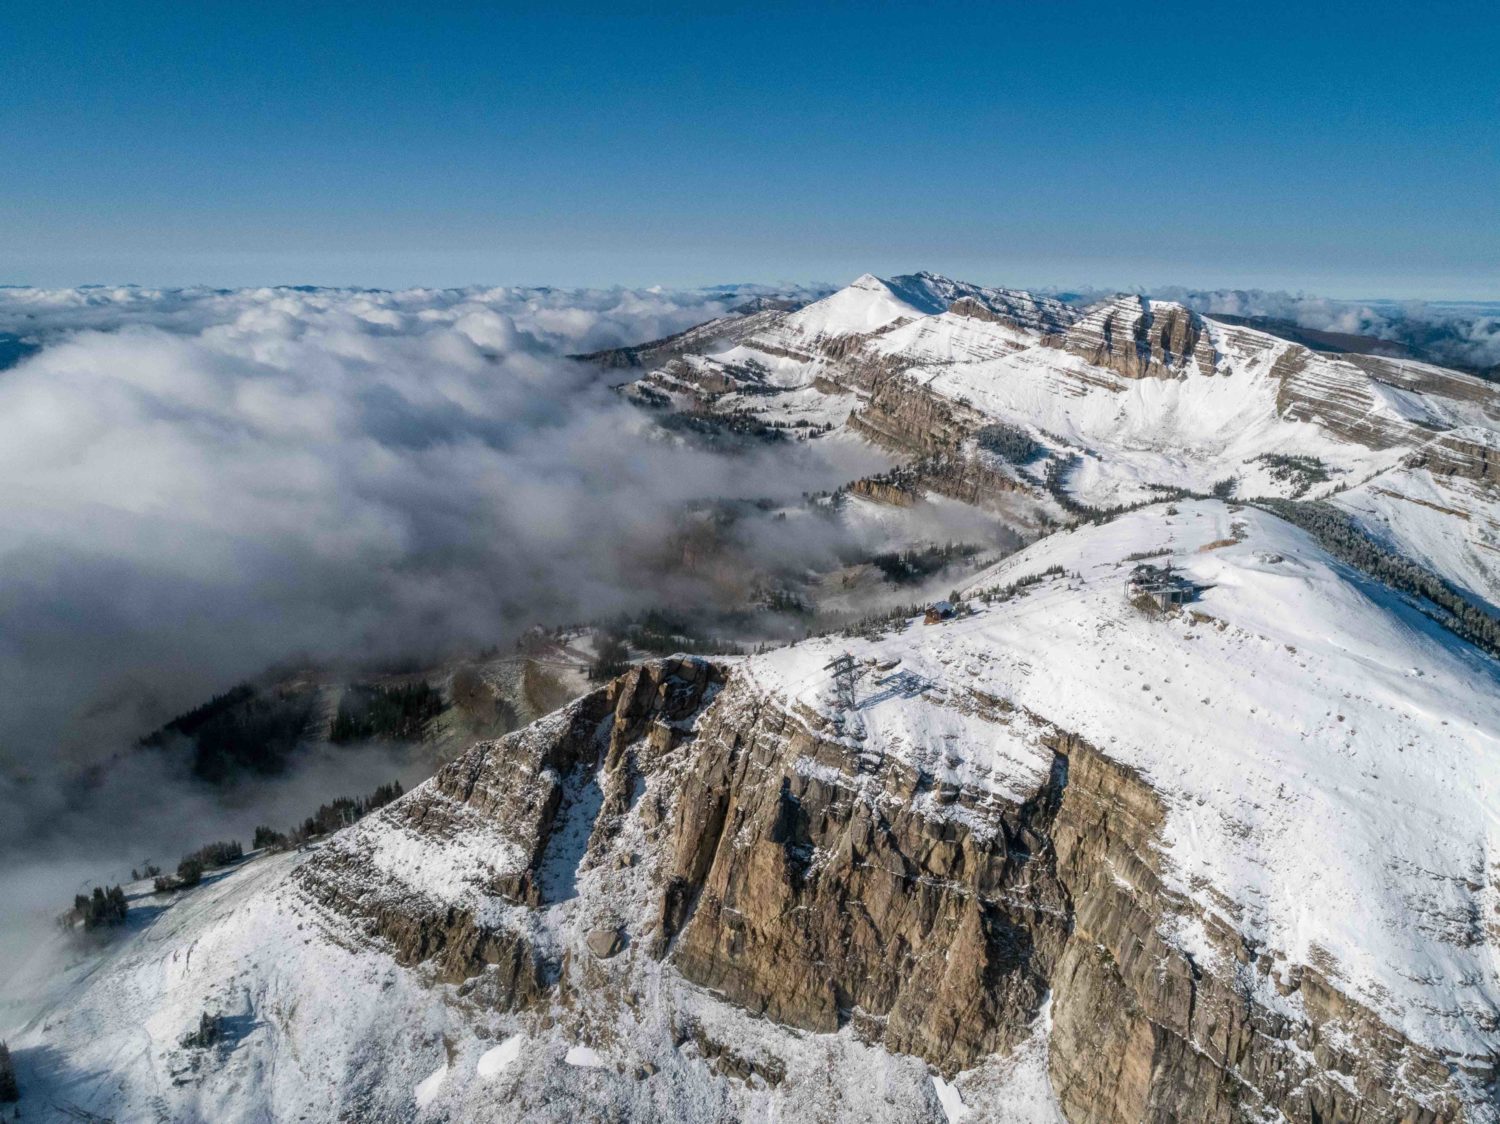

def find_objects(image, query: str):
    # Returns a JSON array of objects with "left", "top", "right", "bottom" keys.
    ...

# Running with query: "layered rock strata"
[{"left": 296, "top": 660, "right": 1481, "bottom": 1122}]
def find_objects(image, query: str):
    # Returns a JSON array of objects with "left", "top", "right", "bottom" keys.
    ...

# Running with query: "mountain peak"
[{"left": 782, "top": 273, "right": 936, "bottom": 338}]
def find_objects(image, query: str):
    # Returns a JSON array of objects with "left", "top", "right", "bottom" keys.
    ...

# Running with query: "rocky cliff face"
[
  {"left": 845, "top": 371, "right": 985, "bottom": 454},
  {"left": 1408, "top": 427, "right": 1500, "bottom": 485},
  {"left": 1061, "top": 296, "right": 1220, "bottom": 380},
  {"left": 1043, "top": 735, "right": 1467, "bottom": 1124},
  {"left": 659, "top": 685, "right": 1065, "bottom": 1073},
  {"left": 944, "top": 289, "right": 1079, "bottom": 337},
  {"left": 657, "top": 682, "right": 1471, "bottom": 1124},
  {"left": 295, "top": 658, "right": 727, "bottom": 999},
  {"left": 292, "top": 653, "right": 1482, "bottom": 1122}
]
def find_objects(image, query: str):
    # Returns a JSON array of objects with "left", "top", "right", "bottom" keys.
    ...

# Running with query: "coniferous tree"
[
  {"left": 330, "top": 682, "right": 442, "bottom": 743},
  {"left": 70, "top": 885, "right": 128, "bottom": 929},
  {"left": 974, "top": 422, "right": 1038, "bottom": 463},
  {"left": 0, "top": 1040, "right": 18, "bottom": 1102},
  {"left": 590, "top": 633, "right": 631, "bottom": 681},
  {"left": 176, "top": 857, "right": 204, "bottom": 887},
  {"left": 139, "top": 682, "right": 318, "bottom": 781},
  {"left": 181, "top": 1011, "right": 221, "bottom": 1050}
]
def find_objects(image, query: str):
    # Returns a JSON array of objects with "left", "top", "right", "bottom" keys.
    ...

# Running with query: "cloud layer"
[
  {"left": 0, "top": 285, "right": 896, "bottom": 881},
  {"left": 1144, "top": 287, "right": 1500, "bottom": 371}
]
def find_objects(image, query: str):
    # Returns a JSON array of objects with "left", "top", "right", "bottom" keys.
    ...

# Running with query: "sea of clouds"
[
  {"left": 6, "top": 276, "right": 1493, "bottom": 995},
  {"left": 0, "top": 282, "right": 911, "bottom": 969}
]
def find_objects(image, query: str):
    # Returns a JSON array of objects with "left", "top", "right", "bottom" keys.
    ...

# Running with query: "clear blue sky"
[{"left": 3, "top": 1, "right": 1496, "bottom": 297}]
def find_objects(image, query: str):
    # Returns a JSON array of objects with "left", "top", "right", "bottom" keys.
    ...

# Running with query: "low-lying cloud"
[
  {"left": 1143, "top": 286, "right": 1500, "bottom": 372},
  {"left": 0, "top": 283, "right": 916, "bottom": 967}
]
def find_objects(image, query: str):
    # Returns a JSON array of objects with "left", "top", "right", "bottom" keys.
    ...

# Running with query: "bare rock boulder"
[{"left": 586, "top": 926, "right": 625, "bottom": 960}]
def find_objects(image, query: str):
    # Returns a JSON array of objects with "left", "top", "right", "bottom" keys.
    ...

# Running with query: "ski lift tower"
[
  {"left": 824, "top": 652, "right": 858, "bottom": 710},
  {"left": 823, "top": 651, "right": 866, "bottom": 741}
]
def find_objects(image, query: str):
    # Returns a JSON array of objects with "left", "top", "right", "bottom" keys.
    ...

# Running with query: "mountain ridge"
[
  {"left": 13, "top": 499, "right": 1500, "bottom": 1121},
  {"left": 607, "top": 271, "right": 1500, "bottom": 612},
  {"left": 11, "top": 271, "right": 1500, "bottom": 1123}
]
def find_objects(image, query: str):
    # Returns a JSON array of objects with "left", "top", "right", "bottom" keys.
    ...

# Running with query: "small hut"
[
  {"left": 1126, "top": 563, "right": 1195, "bottom": 611},
  {"left": 924, "top": 600, "right": 955, "bottom": 624}
]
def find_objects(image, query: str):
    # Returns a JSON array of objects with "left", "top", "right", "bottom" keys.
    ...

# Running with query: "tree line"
[
  {"left": 154, "top": 840, "right": 244, "bottom": 892},
  {"left": 139, "top": 682, "right": 318, "bottom": 781},
  {"left": 1253, "top": 498, "right": 1500, "bottom": 659},
  {"left": 252, "top": 780, "right": 405, "bottom": 852},
  {"left": 67, "top": 885, "right": 128, "bottom": 930},
  {"left": 330, "top": 683, "right": 442, "bottom": 743},
  {"left": 0, "top": 1041, "right": 17, "bottom": 1103}
]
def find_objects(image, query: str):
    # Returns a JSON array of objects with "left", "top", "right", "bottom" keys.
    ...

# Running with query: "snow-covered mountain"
[
  {"left": 608, "top": 272, "right": 1500, "bottom": 610},
  {"left": 10, "top": 273, "right": 1500, "bottom": 1123},
  {"left": 14, "top": 502, "right": 1500, "bottom": 1122}
]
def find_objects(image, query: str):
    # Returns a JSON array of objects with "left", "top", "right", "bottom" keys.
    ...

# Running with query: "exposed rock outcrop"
[
  {"left": 659, "top": 685, "right": 1067, "bottom": 1072},
  {"left": 1268, "top": 341, "right": 1420, "bottom": 451},
  {"left": 585, "top": 926, "right": 625, "bottom": 959},
  {"left": 656, "top": 682, "right": 1471, "bottom": 1122},
  {"left": 1043, "top": 734, "right": 1468, "bottom": 1124},
  {"left": 845, "top": 372, "right": 985, "bottom": 454},
  {"left": 945, "top": 290, "right": 1079, "bottom": 336},
  {"left": 1409, "top": 427, "right": 1500, "bottom": 485},
  {"left": 296, "top": 659, "right": 1485, "bottom": 1121},
  {"left": 1061, "top": 296, "right": 1219, "bottom": 380},
  {"left": 847, "top": 453, "right": 1037, "bottom": 512},
  {"left": 294, "top": 657, "right": 725, "bottom": 995}
]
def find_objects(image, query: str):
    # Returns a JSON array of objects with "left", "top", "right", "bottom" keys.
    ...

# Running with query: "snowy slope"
[
  {"left": 781, "top": 272, "right": 941, "bottom": 339},
  {"left": 749, "top": 500, "right": 1500, "bottom": 1068},
  {"left": 12, "top": 499, "right": 1500, "bottom": 1121},
  {"left": 773, "top": 272, "right": 1076, "bottom": 349}
]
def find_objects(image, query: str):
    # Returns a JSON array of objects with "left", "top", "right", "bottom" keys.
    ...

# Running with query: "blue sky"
[{"left": 2, "top": 1, "right": 1496, "bottom": 297}]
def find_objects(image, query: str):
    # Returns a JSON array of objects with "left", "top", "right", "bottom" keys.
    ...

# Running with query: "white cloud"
[
  {"left": 0, "top": 283, "right": 891, "bottom": 871},
  {"left": 1137, "top": 286, "right": 1500, "bottom": 370}
]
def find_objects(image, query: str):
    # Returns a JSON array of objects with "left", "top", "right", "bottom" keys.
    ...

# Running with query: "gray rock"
[{"left": 586, "top": 926, "right": 625, "bottom": 959}]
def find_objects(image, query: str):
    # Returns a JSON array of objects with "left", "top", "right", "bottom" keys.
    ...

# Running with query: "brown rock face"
[
  {"left": 1408, "top": 429, "right": 1500, "bottom": 485},
  {"left": 294, "top": 656, "right": 726, "bottom": 996},
  {"left": 1267, "top": 342, "right": 1422, "bottom": 451},
  {"left": 1043, "top": 735, "right": 1475, "bottom": 1124},
  {"left": 585, "top": 926, "right": 625, "bottom": 959},
  {"left": 661, "top": 710, "right": 1067, "bottom": 1070},
  {"left": 657, "top": 682, "right": 1471, "bottom": 1122},
  {"left": 844, "top": 371, "right": 985, "bottom": 454},
  {"left": 947, "top": 294, "right": 1078, "bottom": 337},
  {"left": 846, "top": 453, "right": 1035, "bottom": 512},
  {"left": 1062, "top": 296, "right": 1219, "bottom": 380},
  {"left": 299, "top": 662, "right": 1481, "bottom": 1122}
]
